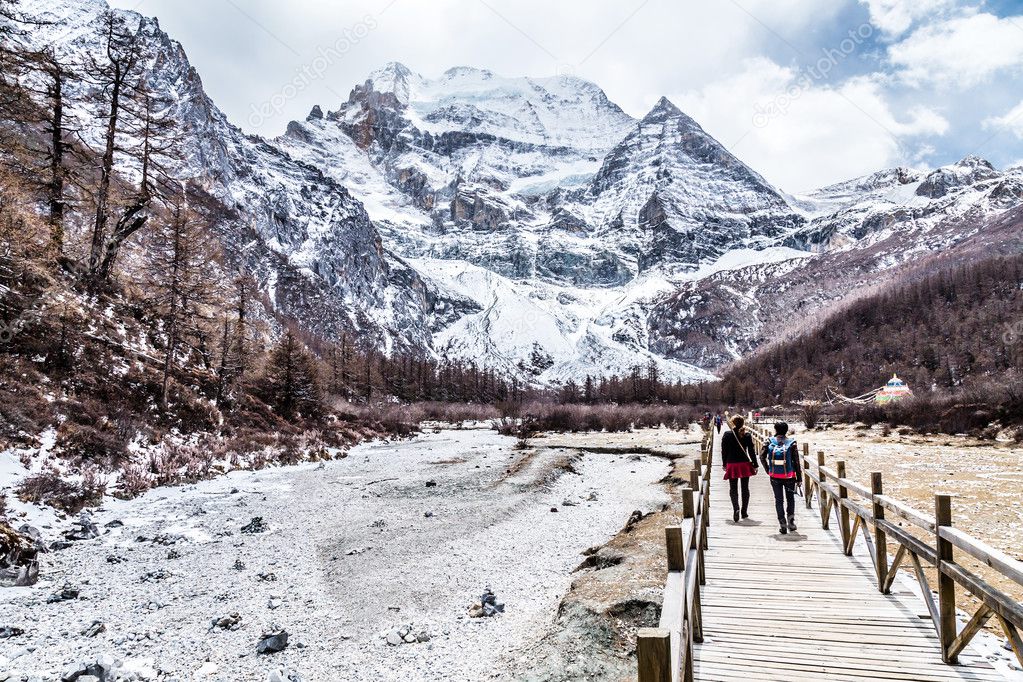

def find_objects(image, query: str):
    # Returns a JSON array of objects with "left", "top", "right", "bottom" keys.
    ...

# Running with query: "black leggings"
[{"left": 728, "top": 477, "right": 750, "bottom": 515}]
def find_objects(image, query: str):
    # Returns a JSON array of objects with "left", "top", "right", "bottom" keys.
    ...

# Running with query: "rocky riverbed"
[{"left": 0, "top": 426, "right": 687, "bottom": 681}]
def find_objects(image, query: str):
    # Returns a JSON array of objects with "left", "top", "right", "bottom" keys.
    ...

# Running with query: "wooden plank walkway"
[{"left": 694, "top": 430, "right": 1005, "bottom": 681}]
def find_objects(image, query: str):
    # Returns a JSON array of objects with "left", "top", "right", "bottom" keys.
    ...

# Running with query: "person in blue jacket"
[{"left": 760, "top": 421, "right": 802, "bottom": 535}]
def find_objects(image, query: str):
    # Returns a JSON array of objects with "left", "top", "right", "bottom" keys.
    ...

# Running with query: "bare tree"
[
  {"left": 84, "top": 11, "right": 144, "bottom": 279},
  {"left": 145, "top": 196, "right": 218, "bottom": 410}
]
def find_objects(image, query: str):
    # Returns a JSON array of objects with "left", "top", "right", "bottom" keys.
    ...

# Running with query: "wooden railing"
[
  {"left": 749, "top": 422, "right": 1023, "bottom": 669},
  {"left": 636, "top": 430, "right": 713, "bottom": 682}
]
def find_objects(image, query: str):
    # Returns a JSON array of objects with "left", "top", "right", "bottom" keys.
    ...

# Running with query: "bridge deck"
[{"left": 694, "top": 432, "right": 1004, "bottom": 681}]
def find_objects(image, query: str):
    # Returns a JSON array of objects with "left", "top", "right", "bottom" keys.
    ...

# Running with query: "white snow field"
[{"left": 0, "top": 427, "right": 671, "bottom": 681}]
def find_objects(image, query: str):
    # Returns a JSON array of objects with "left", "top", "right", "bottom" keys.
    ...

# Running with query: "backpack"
[{"left": 765, "top": 437, "right": 795, "bottom": 478}]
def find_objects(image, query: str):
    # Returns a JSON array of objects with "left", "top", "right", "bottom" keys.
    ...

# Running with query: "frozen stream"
[{"left": 0, "top": 426, "right": 671, "bottom": 681}]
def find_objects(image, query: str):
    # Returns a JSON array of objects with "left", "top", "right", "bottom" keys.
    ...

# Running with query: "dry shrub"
[
  {"left": 333, "top": 401, "right": 422, "bottom": 437},
  {"left": 118, "top": 465, "right": 152, "bottom": 499},
  {"left": 506, "top": 403, "right": 694, "bottom": 435},
  {"left": 416, "top": 401, "right": 499, "bottom": 424},
  {"left": 801, "top": 403, "right": 821, "bottom": 429},
  {"left": 0, "top": 358, "right": 53, "bottom": 445},
  {"left": 17, "top": 470, "right": 105, "bottom": 513},
  {"left": 492, "top": 417, "right": 518, "bottom": 436}
]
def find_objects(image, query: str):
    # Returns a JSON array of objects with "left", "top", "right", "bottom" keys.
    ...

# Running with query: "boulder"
[
  {"left": 241, "top": 517, "right": 269, "bottom": 534},
  {"left": 257, "top": 631, "right": 289, "bottom": 654}
]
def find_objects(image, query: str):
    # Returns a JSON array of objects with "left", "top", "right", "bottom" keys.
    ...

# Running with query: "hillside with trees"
[
  {"left": 0, "top": 3, "right": 522, "bottom": 510},
  {"left": 714, "top": 252, "right": 1023, "bottom": 429}
]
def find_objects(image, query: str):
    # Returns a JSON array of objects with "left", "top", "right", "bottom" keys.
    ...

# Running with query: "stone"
[
  {"left": 424, "top": 511, "right": 434, "bottom": 518},
  {"left": 47, "top": 584, "right": 79, "bottom": 603},
  {"left": 140, "top": 569, "right": 171, "bottom": 582},
  {"left": 561, "top": 499, "right": 577, "bottom": 507},
  {"left": 213, "top": 613, "right": 242, "bottom": 631},
  {"left": 550, "top": 507, "right": 558, "bottom": 513},
  {"left": 63, "top": 513, "right": 100, "bottom": 542},
  {"left": 241, "top": 517, "right": 269, "bottom": 534},
  {"left": 416, "top": 631, "right": 431, "bottom": 643},
  {"left": 425, "top": 480, "right": 437, "bottom": 487},
  {"left": 60, "top": 662, "right": 89, "bottom": 681},
  {"left": 0, "top": 626, "right": 23, "bottom": 638},
  {"left": 82, "top": 621, "right": 105, "bottom": 638},
  {"left": 104, "top": 520, "right": 124, "bottom": 528},
  {"left": 257, "top": 631, "right": 289, "bottom": 654},
  {"left": 385, "top": 630, "right": 402, "bottom": 646}
]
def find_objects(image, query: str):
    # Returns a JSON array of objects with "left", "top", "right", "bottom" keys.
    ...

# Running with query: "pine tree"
[{"left": 263, "top": 329, "right": 322, "bottom": 419}]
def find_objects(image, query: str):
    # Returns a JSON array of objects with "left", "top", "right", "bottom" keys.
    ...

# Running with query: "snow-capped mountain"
[{"left": 13, "top": 0, "right": 1023, "bottom": 382}]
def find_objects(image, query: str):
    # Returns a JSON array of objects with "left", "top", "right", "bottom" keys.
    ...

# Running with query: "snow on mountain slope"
[
  {"left": 12, "top": 0, "right": 1023, "bottom": 383},
  {"left": 576, "top": 97, "right": 806, "bottom": 269},
  {"left": 651, "top": 158, "right": 1023, "bottom": 369},
  {"left": 786, "top": 157, "right": 1023, "bottom": 253}
]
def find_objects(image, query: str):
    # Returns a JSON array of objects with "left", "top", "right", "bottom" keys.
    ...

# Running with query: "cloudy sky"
[{"left": 109, "top": 0, "right": 1023, "bottom": 192}]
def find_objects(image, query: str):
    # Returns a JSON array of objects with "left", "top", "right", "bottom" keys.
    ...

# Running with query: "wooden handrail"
[
  {"left": 638, "top": 428, "right": 713, "bottom": 682},
  {"left": 787, "top": 431, "right": 1023, "bottom": 669},
  {"left": 874, "top": 494, "right": 936, "bottom": 532},
  {"left": 939, "top": 526, "right": 1023, "bottom": 588}
]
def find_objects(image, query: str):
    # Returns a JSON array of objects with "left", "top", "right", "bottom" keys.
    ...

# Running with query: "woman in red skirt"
[{"left": 721, "top": 416, "right": 758, "bottom": 522}]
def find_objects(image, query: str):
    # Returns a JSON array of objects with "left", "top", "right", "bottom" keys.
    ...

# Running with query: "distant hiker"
[
  {"left": 760, "top": 421, "right": 802, "bottom": 535},
  {"left": 714, "top": 413, "right": 723, "bottom": 433},
  {"left": 721, "top": 415, "right": 757, "bottom": 523}
]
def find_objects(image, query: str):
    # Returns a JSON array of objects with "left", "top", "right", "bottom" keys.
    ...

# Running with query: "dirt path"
[{"left": 0, "top": 427, "right": 673, "bottom": 681}]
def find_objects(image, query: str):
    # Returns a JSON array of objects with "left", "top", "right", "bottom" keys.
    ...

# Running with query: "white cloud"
[
  {"left": 889, "top": 13, "right": 1023, "bottom": 87},
  {"left": 676, "top": 58, "right": 948, "bottom": 192},
  {"left": 109, "top": 0, "right": 845, "bottom": 134},
  {"left": 983, "top": 100, "right": 1023, "bottom": 140},
  {"left": 859, "top": 0, "right": 956, "bottom": 37}
]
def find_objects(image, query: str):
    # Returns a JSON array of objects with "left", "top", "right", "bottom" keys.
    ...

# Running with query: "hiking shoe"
[
  {"left": 741, "top": 512, "right": 749, "bottom": 520},
  {"left": 787, "top": 517, "right": 797, "bottom": 532},
  {"left": 733, "top": 510, "right": 740, "bottom": 523},
  {"left": 779, "top": 525, "right": 788, "bottom": 535}
]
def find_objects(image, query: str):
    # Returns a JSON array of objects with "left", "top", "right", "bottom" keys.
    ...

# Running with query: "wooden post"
[
  {"left": 871, "top": 472, "right": 888, "bottom": 593},
  {"left": 818, "top": 452, "right": 829, "bottom": 529},
  {"left": 836, "top": 461, "right": 851, "bottom": 554},
  {"left": 666, "top": 526, "right": 684, "bottom": 571},
  {"left": 801, "top": 443, "right": 811, "bottom": 508},
  {"left": 695, "top": 457, "right": 710, "bottom": 531},
  {"left": 688, "top": 468, "right": 707, "bottom": 585},
  {"left": 681, "top": 487, "right": 694, "bottom": 521},
  {"left": 637, "top": 628, "right": 671, "bottom": 682},
  {"left": 935, "top": 494, "right": 957, "bottom": 664}
]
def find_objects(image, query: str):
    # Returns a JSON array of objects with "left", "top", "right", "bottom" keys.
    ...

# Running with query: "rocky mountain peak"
[
  {"left": 956, "top": 154, "right": 995, "bottom": 171},
  {"left": 917, "top": 154, "right": 1001, "bottom": 199}
]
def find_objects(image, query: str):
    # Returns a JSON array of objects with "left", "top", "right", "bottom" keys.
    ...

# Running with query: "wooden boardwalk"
[{"left": 693, "top": 431, "right": 1005, "bottom": 681}]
